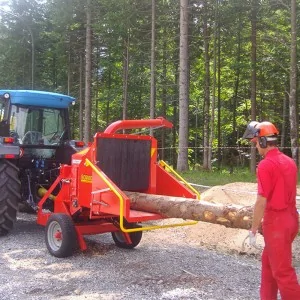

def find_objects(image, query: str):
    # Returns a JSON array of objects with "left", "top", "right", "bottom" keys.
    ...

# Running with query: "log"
[{"left": 125, "top": 192, "right": 254, "bottom": 230}]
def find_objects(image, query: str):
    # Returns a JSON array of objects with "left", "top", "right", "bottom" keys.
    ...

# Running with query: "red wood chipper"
[{"left": 36, "top": 117, "right": 199, "bottom": 257}]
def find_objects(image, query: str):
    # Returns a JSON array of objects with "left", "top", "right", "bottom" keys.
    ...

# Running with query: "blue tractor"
[{"left": 0, "top": 90, "right": 84, "bottom": 235}]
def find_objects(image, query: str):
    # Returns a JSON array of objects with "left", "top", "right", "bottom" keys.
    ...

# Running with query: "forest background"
[{"left": 0, "top": 0, "right": 299, "bottom": 174}]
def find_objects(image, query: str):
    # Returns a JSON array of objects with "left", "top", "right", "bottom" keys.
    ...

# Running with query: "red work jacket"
[{"left": 257, "top": 148, "right": 297, "bottom": 212}]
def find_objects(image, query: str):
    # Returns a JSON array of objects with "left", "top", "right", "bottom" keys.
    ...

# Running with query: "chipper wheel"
[
  {"left": 45, "top": 214, "right": 78, "bottom": 258},
  {"left": 0, "top": 160, "right": 21, "bottom": 236},
  {"left": 112, "top": 222, "right": 142, "bottom": 249}
]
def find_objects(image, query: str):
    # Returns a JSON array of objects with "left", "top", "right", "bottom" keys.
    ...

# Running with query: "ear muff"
[{"left": 258, "top": 136, "right": 267, "bottom": 148}]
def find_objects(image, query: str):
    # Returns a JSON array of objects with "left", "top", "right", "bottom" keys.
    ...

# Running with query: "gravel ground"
[{"left": 0, "top": 213, "right": 265, "bottom": 300}]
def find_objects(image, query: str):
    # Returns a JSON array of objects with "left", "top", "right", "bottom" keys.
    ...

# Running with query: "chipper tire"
[
  {"left": 0, "top": 160, "right": 21, "bottom": 236},
  {"left": 45, "top": 213, "right": 78, "bottom": 258},
  {"left": 112, "top": 222, "right": 142, "bottom": 249}
]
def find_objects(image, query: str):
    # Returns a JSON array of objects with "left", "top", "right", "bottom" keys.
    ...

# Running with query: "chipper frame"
[{"left": 36, "top": 117, "right": 199, "bottom": 257}]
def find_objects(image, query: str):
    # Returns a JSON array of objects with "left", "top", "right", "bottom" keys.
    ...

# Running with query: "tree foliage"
[{"left": 0, "top": 0, "right": 299, "bottom": 169}]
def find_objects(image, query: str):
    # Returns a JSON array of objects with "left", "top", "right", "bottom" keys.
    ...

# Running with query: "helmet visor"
[{"left": 242, "top": 121, "right": 259, "bottom": 139}]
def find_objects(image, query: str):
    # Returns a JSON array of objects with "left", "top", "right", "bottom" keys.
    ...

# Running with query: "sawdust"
[
  {"left": 185, "top": 182, "right": 300, "bottom": 261},
  {"left": 186, "top": 182, "right": 260, "bottom": 256},
  {"left": 200, "top": 182, "right": 257, "bottom": 206}
]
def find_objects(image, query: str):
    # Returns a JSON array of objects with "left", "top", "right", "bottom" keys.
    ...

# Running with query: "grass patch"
[{"left": 179, "top": 168, "right": 257, "bottom": 188}]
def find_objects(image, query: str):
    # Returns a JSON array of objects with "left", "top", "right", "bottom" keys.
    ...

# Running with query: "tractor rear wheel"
[
  {"left": 45, "top": 213, "right": 78, "bottom": 257},
  {"left": 0, "top": 160, "right": 21, "bottom": 236},
  {"left": 112, "top": 222, "right": 142, "bottom": 249}
]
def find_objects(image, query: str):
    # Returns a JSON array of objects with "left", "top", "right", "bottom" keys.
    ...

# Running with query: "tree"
[
  {"left": 177, "top": 0, "right": 189, "bottom": 172},
  {"left": 122, "top": 33, "right": 130, "bottom": 121},
  {"left": 149, "top": 0, "right": 156, "bottom": 136},
  {"left": 79, "top": 54, "right": 84, "bottom": 140},
  {"left": 250, "top": 0, "right": 258, "bottom": 174},
  {"left": 208, "top": 0, "right": 219, "bottom": 171},
  {"left": 289, "top": 0, "right": 298, "bottom": 165},
  {"left": 1, "top": 0, "right": 299, "bottom": 170},
  {"left": 84, "top": 0, "right": 92, "bottom": 143},
  {"left": 202, "top": 0, "right": 210, "bottom": 170}
]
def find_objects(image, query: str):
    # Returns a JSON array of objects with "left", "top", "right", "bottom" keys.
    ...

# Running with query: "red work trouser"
[{"left": 260, "top": 209, "right": 300, "bottom": 300}]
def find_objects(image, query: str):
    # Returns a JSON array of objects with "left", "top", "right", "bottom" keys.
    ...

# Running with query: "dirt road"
[
  {"left": 1, "top": 212, "right": 262, "bottom": 300},
  {"left": 1, "top": 183, "right": 300, "bottom": 300}
]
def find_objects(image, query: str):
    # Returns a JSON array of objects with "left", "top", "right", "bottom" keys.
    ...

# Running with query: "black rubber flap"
[{"left": 97, "top": 137, "right": 151, "bottom": 191}]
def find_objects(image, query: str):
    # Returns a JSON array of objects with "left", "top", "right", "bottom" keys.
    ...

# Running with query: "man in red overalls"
[{"left": 243, "top": 121, "right": 300, "bottom": 300}]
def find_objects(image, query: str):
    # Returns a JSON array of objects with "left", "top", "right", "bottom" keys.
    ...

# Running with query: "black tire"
[
  {"left": 0, "top": 160, "right": 21, "bottom": 236},
  {"left": 45, "top": 213, "right": 78, "bottom": 258},
  {"left": 112, "top": 222, "right": 142, "bottom": 249}
]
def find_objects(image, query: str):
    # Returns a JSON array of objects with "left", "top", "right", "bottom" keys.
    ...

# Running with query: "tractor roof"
[{"left": 0, "top": 90, "right": 75, "bottom": 109}]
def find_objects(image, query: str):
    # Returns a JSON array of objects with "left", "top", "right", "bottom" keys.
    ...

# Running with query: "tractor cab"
[
  {"left": 0, "top": 90, "right": 75, "bottom": 159},
  {"left": 10, "top": 104, "right": 67, "bottom": 158},
  {"left": 0, "top": 90, "right": 85, "bottom": 218}
]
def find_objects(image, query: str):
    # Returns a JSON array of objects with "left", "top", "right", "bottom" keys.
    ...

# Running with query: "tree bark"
[
  {"left": 84, "top": 0, "right": 92, "bottom": 143},
  {"left": 122, "top": 34, "right": 129, "bottom": 121},
  {"left": 202, "top": 0, "right": 210, "bottom": 170},
  {"left": 208, "top": 0, "right": 218, "bottom": 171},
  {"left": 177, "top": 0, "right": 189, "bottom": 172},
  {"left": 250, "top": 0, "right": 258, "bottom": 174},
  {"left": 126, "top": 192, "right": 253, "bottom": 230},
  {"left": 289, "top": 0, "right": 298, "bottom": 165},
  {"left": 217, "top": 12, "right": 221, "bottom": 169},
  {"left": 149, "top": 0, "right": 156, "bottom": 137},
  {"left": 79, "top": 53, "right": 84, "bottom": 141},
  {"left": 160, "top": 31, "right": 167, "bottom": 161},
  {"left": 232, "top": 11, "right": 242, "bottom": 146}
]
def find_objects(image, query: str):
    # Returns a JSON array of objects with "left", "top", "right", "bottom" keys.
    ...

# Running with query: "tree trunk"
[
  {"left": 208, "top": 0, "right": 218, "bottom": 171},
  {"left": 106, "top": 68, "right": 111, "bottom": 127},
  {"left": 217, "top": 14, "right": 221, "bottom": 169},
  {"left": 95, "top": 44, "right": 100, "bottom": 134},
  {"left": 79, "top": 53, "right": 84, "bottom": 141},
  {"left": 149, "top": 0, "right": 156, "bottom": 137},
  {"left": 281, "top": 89, "right": 289, "bottom": 149},
  {"left": 232, "top": 11, "right": 242, "bottom": 145},
  {"left": 289, "top": 0, "right": 298, "bottom": 165},
  {"left": 84, "top": 0, "right": 92, "bottom": 143},
  {"left": 250, "top": 0, "right": 258, "bottom": 174},
  {"left": 160, "top": 33, "right": 167, "bottom": 161},
  {"left": 202, "top": 0, "right": 210, "bottom": 170},
  {"left": 177, "top": 0, "right": 189, "bottom": 172},
  {"left": 122, "top": 34, "right": 129, "bottom": 121},
  {"left": 126, "top": 192, "right": 253, "bottom": 230}
]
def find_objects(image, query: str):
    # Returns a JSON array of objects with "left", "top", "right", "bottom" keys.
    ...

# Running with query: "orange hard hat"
[
  {"left": 256, "top": 121, "right": 279, "bottom": 137},
  {"left": 243, "top": 121, "right": 279, "bottom": 140}
]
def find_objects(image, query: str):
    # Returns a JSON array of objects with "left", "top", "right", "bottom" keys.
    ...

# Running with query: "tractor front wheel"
[
  {"left": 45, "top": 214, "right": 78, "bottom": 257},
  {"left": 0, "top": 160, "right": 21, "bottom": 236},
  {"left": 112, "top": 222, "right": 142, "bottom": 249}
]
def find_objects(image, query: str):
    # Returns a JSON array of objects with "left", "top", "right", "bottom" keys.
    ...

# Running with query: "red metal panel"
[
  {"left": 126, "top": 209, "right": 163, "bottom": 223},
  {"left": 155, "top": 164, "right": 197, "bottom": 199},
  {"left": 76, "top": 222, "right": 118, "bottom": 235}
]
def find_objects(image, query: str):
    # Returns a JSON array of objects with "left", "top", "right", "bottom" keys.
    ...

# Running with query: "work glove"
[{"left": 248, "top": 230, "right": 257, "bottom": 247}]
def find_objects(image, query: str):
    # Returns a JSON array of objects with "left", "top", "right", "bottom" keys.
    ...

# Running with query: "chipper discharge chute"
[{"left": 37, "top": 117, "right": 200, "bottom": 257}]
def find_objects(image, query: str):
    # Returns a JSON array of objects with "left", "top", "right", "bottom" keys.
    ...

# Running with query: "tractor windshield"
[{"left": 10, "top": 105, "right": 66, "bottom": 145}]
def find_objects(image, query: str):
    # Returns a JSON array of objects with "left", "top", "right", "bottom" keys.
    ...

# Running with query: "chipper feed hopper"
[{"left": 37, "top": 117, "right": 199, "bottom": 257}]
